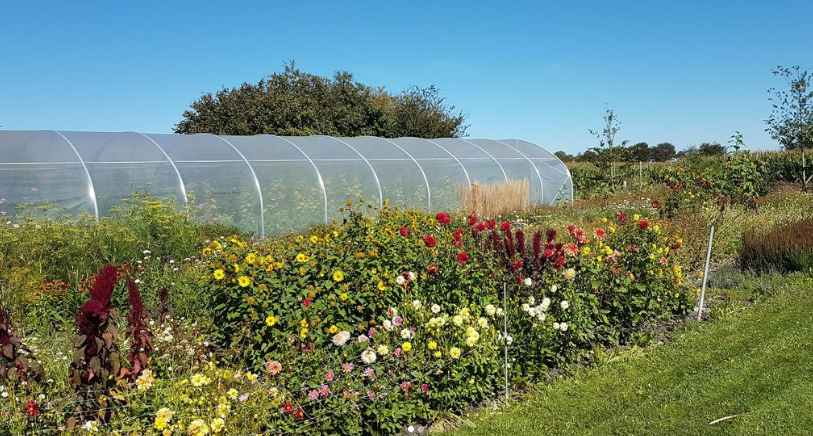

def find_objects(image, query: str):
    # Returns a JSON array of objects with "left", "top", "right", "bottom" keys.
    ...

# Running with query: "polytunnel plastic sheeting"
[
  {"left": 342, "top": 137, "right": 430, "bottom": 211},
  {"left": 60, "top": 131, "right": 185, "bottom": 215},
  {"left": 0, "top": 131, "right": 573, "bottom": 236},
  {"left": 143, "top": 133, "right": 264, "bottom": 236},
  {"left": 222, "top": 135, "right": 326, "bottom": 236},
  {"left": 0, "top": 130, "right": 96, "bottom": 217},
  {"left": 291, "top": 136, "right": 382, "bottom": 224}
]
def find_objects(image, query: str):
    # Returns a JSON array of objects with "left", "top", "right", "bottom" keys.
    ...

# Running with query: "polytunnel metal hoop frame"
[
  {"left": 363, "top": 136, "right": 432, "bottom": 211},
  {"left": 510, "top": 139, "right": 574, "bottom": 205},
  {"left": 493, "top": 139, "right": 546, "bottom": 203},
  {"left": 209, "top": 134, "right": 266, "bottom": 238},
  {"left": 270, "top": 135, "right": 330, "bottom": 224},
  {"left": 458, "top": 139, "right": 508, "bottom": 182},
  {"left": 319, "top": 136, "right": 384, "bottom": 208},
  {"left": 135, "top": 132, "right": 188, "bottom": 204},
  {"left": 418, "top": 138, "right": 472, "bottom": 187},
  {"left": 52, "top": 130, "right": 99, "bottom": 220}
]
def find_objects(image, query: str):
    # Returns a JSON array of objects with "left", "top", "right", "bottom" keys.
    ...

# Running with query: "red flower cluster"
[
  {"left": 651, "top": 200, "right": 661, "bottom": 209},
  {"left": 303, "top": 298, "right": 312, "bottom": 308},
  {"left": 435, "top": 211, "right": 451, "bottom": 225},
  {"left": 639, "top": 219, "right": 649, "bottom": 230},
  {"left": 399, "top": 227, "right": 408, "bottom": 237},
  {"left": 457, "top": 251, "right": 469, "bottom": 265},
  {"left": 616, "top": 211, "right": 628, "bottom": 223},
  {"left": 427, "top": 263, "right": 439, "bottom": 274},
  {"left": 500, "top": 221, "right": 511, "bottom": 232},
  {"left": 424, "top": 235, "right": 437, "bottom": 248}
]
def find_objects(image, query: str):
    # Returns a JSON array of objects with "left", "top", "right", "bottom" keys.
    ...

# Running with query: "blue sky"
[{"left": 1, "top": 1, "right": 811, "bottom": 154}]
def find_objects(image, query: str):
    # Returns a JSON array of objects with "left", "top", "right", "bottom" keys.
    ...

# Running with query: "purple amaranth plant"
[
  {"left": 125, "top": 279, "right": 154, "bottom": 383},
  {"left": 0, "top": 306, "right": 44, "bottom": 382},
  {"left": 67, "top": 265, "right": 124, "bottom": 428}
]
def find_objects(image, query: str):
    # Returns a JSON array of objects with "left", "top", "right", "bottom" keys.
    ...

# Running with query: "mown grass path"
[{"left": 453, "top": 273, "right": 813, "bottom": 435}]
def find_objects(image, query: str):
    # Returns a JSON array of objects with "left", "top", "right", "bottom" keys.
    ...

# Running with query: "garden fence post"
[
  {"left": 639, "top": 161, "right": 643, "bottom": 190},
  {"left": 503, "top": 281, "right": 509, "bottom": 400},
  {"left": 697, "top": 225, "right": 715, "bottom": 321}
]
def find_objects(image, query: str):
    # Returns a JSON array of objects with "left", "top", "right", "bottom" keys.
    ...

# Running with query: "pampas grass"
[{"left": 458, "top": 179, "right": 530, "bottom": 218}]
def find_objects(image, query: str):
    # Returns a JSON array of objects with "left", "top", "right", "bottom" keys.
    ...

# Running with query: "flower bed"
[{"left": 0, "top": 201, "right": 693, "bottom": 435}]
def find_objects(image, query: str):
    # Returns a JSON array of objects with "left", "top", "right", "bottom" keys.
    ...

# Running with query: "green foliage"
[
  {"left": 175, "top": 62, "right": 467, "bottom": 138},
  {"left": 741, "top": 218, "right": 813, "bottom": 273},
  {"left": 0, "top": 195, "right": 230, "bottom": 328},
  {"left": 451, "top": 271, "right": 813, "bottom": 436},
  {"left": 765, "top": 65, "right": 813, "bottom": 150},
  {"left": 650, "top": 142, "right": 676, "bottom": 162},
  {"left": 657, "top": 133, "right": 771, "bottom": 220},
  {"left": 0, "top": 306, "right": 44, "bottom": 382}
]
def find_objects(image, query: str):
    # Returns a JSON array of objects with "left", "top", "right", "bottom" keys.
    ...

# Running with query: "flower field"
[
  {"left": 3, "top": 144, "right": 810, "bottom": 435},
  {"left": 0, "top": 192, "right": 698, "bottom": 435}
]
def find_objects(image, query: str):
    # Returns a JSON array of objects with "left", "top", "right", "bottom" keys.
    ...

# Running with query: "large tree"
[
  {"left": 650, "top": 142, "right": 676, "bottom": 162},
  {"left": 175, "top": 63, "right": 468, "bottom": 138}
]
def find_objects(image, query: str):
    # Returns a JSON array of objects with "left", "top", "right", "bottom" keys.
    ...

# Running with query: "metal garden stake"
[{"left": 697, "top": 225, "right": 715, "bottom": 321}]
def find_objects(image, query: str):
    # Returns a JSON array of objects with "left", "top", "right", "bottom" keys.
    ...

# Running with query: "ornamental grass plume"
[
  {"left": 125, "top": 279, "right": 155, "bottom": 383},
  {"left": 68, "top": 264, "right": 124, "bottom": 428},
  {"left": 0, "top": 306, "right": 45, "bottom": 383}
]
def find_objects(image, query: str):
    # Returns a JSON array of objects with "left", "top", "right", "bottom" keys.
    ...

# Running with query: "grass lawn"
[{"left": 452, "top": 272, "right": 813, "bottom": 436}]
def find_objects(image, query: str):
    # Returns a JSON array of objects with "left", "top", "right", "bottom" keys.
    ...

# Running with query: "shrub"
[{"left": 740, "top": 218, "right": 813, "bottom": 273}]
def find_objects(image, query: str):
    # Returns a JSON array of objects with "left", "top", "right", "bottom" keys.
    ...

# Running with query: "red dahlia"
[
  {"left": 424, "top": 235, "right": 437, "bottom": 248},
  {"left": 500, "top": 221, "right": 511, "bottom": 232},
  {"left": 639, "top": 219, "right": 649, "bottom": 230},
  {"left": 457, "top": 251, "right": 469, "bottom": 265},
  {"left": 435, "top": 212, "right": 451, "bottom": 225}
]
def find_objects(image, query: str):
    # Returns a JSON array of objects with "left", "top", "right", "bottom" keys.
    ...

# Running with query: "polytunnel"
[{"left": 0, "top": 131, "right": 573, "bottom": 236}]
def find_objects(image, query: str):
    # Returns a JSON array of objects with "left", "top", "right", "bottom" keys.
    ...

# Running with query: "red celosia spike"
[
  {"left": 516, "top": 230, "right": 525, "bottom": 257},
  {"left": 532, "top": 232, "right": 542, "bottom": 267},
  {"left": 504, "top": 236, "right": 516, "bottom": 258}
]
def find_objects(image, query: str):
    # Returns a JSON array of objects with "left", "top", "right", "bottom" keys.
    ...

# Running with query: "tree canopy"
[
  {"left": 765, "top": 65, "right": 813, "bottom": 150},
  {"left": 175, "top": 63, "right": 468, "bottom": 138}
]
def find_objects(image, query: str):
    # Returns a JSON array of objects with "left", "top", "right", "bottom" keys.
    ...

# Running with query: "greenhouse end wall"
[{"left": 0, "top": 131, "right": 573, "bottom": 236}]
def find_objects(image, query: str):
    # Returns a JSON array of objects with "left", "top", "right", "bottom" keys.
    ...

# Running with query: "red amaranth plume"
[
  {"left": 126, "top": 279, "right": 154, "bottom": 382},
  {"left": 89, "top": 265, "right": 118, "bottom": 308}
]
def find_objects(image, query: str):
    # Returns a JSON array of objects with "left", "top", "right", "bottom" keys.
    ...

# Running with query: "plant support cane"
[
  {"left": 697, "top": 225, "right": 715, "bottom": 321},
  {"left": 503, "top": 282, "right": 509, "bottom": 400}
]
